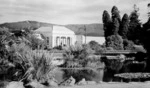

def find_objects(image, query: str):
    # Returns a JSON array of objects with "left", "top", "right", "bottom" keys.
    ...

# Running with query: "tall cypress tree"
[
  {"left": 112, "top": 18, "right": 119, "bottom": 35},
  {"left": 111, "top": 6, "right": 121, "bottom": 23},
  {"left": 128, "top": 4, "right": 142, "bottom": 44},
  {"left": 111, "top": 6, "right": 121, "bottom": 35},
  {"left": 119, "top": 13, "right": 129, "bottom": 39},
  {"left": 102, "top": 10, "right": 112, "bottom": 38}
]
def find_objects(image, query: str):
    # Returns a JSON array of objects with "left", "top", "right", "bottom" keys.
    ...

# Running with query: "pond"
[
  {"left": 53, "top": 67, "right": 104, "bottom": 84},
  {"left": 53, "top": 56, "right": 148, "bottom": 84}
]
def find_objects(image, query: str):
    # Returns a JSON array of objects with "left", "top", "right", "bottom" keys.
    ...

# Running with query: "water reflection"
[
  {"left": 54, "top": 60, "right": 148, "bottom": 84},
  {"left": 54, "top": 68, "right": 104, "bottom": 83}
]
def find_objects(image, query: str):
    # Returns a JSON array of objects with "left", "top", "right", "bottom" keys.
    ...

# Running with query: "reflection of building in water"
[{"left": 35, "top": 26, "right": 76, "bottom": 48}]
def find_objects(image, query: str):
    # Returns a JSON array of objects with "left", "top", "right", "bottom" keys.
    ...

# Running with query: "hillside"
[
  {"left": 66, "top": 23, "right": 104, "bottom": 36},
  {"left": 0, "top": 21, "right": 104, "bottom": 36},
  {"left": 0, "top": 20, "right": 53, "bottom": 31}
]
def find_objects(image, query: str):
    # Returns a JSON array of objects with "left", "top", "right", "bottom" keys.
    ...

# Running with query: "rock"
[
  {"left": 25, "top": 80, "right": 45, "bottom": 88},
  {"left": 0, "top": 81, "right": 9, "bottom": 88},
  {"left": 59, "top": 76, "right": 75, "bottom": 86},
  {"left": 77, "top": 78, "right": 87, "bottom": 85},
  {"left": 6, "top": 81, "right": 24, "bottom": 88},
  {"left": 48, "top": 78, "right": 58, "bottom": 87}
]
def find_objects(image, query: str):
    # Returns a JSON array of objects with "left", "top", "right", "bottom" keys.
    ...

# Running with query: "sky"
[{"left": 0, "top": 0, "right": 149, "bottom": 25}]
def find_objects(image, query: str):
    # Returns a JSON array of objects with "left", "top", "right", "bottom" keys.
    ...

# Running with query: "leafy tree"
[
  {"left": 128, "top": 4, "right": 142, "bottom": 44},
  {"left": 119, "top": 14, "right": 129, "bottom": 39},
  {"left": 102, "top": 10, "right": 112, "bottom": 38},
  {"left": 106, "top": 34, "right": 124, "bottom": 50}
]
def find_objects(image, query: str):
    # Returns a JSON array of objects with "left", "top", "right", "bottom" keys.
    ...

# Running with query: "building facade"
[
  {"left": 35, "top": 25, "right": 105, "bottom": 48},
  {"left": 35, "top": 26, "right": 76, "bottom": 48}
]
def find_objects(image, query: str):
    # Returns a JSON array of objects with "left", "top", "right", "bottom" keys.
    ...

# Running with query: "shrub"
[
  {"left": 21, "top": 50, "right": 55, "bottom": 83},
  {"left": 123, "top": 39, "right": 134, "bottom": 50},
  {"left": 88, "top": 41, "right": 105, "bottom": 54},
  {"left": 0, "top": 28, "right": 55, "bottom": 84},
  {"left": 106, "top": 34, "right": 124, "bottom": 50},
  {"left": 62, "top": 44, "right": 96, "bottom": 68}
]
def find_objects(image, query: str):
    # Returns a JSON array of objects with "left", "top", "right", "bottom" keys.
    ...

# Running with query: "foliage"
[
  {"left": 105, "top": 47, "right": 114, "bottom": 51},
  {"left": 119, "top": 14, "right": 129, "bottom": 39},
  {"left": 25, "top": 31, "right": 47, "bottom": 50},
  {"left": 111, "top": 6, "right": 121, "bottom": 35},
  {"left": 102, "top": 5, "right": 144, "bottom": 50},
  {"left": 123, "top": 39, "right": 134, "bottom": 50},
  {"left": 62, "top": 44, "right": 94, "bottom": 68},
  {"left": 0, "top": 27, "right": 55, "bottom": 84},
  {"left": 63, "top": 44, "right": 93, "bottom": 60},
  {"left": 103, "top": 6, "right": 122, "bottom": 48},
  {"left": 0, "top": 28, "right": 17, "bottom": 80},
  {"left": 112, "top": 18, "right": 120, "bottom": 35},
  {"left": 103, "top": 58, "right": 123, "bottom": 73},
  {"left": 102, "top": 10, "right": 112, "bottom": 38},
  {"left": 142, "top": 18, "right": 150, "bottom": 72},
  {"left": 88, "top": 41, "right": 99, "bottom": 49},
  {"left": 23, "top": 50, "right": 55, "bottom": 83},
  {"left": 128, "top": 5, "right": 142, "bottom": 44},
  {"left": 88, "top": 41, "right": 105, "bottom": 54},
  {"left": 111, "top": 6, "right": 121, "bottom": 22},
  {"left": 142, "top": 18, "right": 150, "bottom": 53},
  {"left": 106, "top": 34, "right": 124, "bottom": 50}
]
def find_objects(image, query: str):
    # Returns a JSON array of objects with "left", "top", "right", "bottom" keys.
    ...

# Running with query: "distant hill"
[
  {"left": 0, "top": 21, "right": 104, "bottom": 36},
  {"left": 66, "top": 23, "right": 104, "bottom": 36},
  {"left": 0, "top": 20, "right": 53, "bottom": 31}
]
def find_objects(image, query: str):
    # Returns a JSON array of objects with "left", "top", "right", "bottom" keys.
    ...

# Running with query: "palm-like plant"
[
  {"left": 0, "top": 28, "right": 55, "bottom": 84},
  {"left": 21, "top": 50, "right": 55, "bottom": 83}
]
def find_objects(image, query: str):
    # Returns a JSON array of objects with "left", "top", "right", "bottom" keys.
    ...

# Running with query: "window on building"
[
  {"left": 61, "top": 37, "right": 66, "bottom": 46},
  {"left": 67, "top": 37, "right": 70, "bottom": 46},
  {"left": 46, "top": 37, "right": 49, "bottom": 45},
  {"left": 56, "top": 37, "right": 60, "bottom": 46}
]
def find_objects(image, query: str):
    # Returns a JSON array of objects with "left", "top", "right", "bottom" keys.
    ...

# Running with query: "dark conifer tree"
[
  {"left": 112, "top": 18, "right": 119, "bottom": 35},
  {"left": 111, "top": 6, "right": 121, "bottom": 35},
  {"left": 119, "top": 13, "right": 129, "bottom": 39},
  {"left": 143, "top": 17, "right": 150, "bottom": 72},
  {"left": 111, "top": 6, "right": 121, "bottom": 23},
  {"left": 102, "top": 10, "right": 112, "bottom": 38},
  {"left": 142, "top": 17, "right": 150, "bottom": 52},
  {"left": 128, "top": 4, "right": 142, "bottom": 44}
]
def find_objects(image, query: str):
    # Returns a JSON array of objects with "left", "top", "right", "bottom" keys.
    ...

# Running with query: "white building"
[
  {"left": 35, "top": 26, "right": 76, "bottom": 47},
  {"left": 35, "top": 25, "right": 105, "bottom": 48},
  {"left": 76, "top": 35, "right": 105, "bottom": 45}
]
